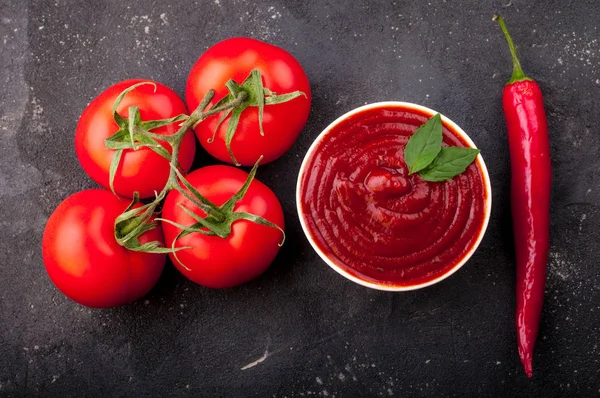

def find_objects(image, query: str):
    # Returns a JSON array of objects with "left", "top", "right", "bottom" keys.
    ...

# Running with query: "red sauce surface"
[{"left": 299, "top": 105, "right": 488, "bottom": 287}]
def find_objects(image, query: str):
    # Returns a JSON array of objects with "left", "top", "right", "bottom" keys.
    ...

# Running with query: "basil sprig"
[{"left": 404, "top": 113, "right": 480, "bottom": 182}]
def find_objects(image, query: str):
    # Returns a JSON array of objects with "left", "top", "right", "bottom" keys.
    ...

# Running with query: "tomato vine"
[{"left": 106, "top": 71, "right": 302, "bottom": 254}]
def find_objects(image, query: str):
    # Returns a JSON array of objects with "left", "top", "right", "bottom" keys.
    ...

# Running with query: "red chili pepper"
[{"left": 494, "top": 15, "right": 551, "bottom": 378}]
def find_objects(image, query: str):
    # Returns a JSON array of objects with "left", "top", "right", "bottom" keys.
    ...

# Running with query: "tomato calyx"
[
  {"left": 114, "top": 191, "right": 180, "bottom": 253},
  {"left": 208, "top": 69, "right": 306, "bottom": 165},
  {"left": 104, "top": 82, "right": 189, "bottom": 195},
  {"left": 106, "top": 83, "right": 285, "bottom": 255},
  {"left": 159, "top": 156, "right": 285, "bottom": 268}
]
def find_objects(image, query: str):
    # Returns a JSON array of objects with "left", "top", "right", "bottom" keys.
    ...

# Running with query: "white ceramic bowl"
[{"left": 296, "top": 102, "right": 492, "bottom": 291}]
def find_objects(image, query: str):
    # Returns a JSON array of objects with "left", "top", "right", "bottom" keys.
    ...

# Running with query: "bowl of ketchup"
[{"left": 296, "top": 102, "right": 491, "bottom": 291}]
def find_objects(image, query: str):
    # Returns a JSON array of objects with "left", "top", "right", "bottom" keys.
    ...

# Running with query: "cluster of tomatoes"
[{"left": 41, "top": 38, "right": 311, "bottom": 308}]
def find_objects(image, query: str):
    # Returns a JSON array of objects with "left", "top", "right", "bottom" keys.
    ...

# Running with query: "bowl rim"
[{"left": 295, "top": 101, "right": 492, "bottom": 292}]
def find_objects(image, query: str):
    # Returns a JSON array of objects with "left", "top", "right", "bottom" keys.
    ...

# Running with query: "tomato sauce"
[{"left": 299, "top": 104, "right": 488, "bottom": 287}]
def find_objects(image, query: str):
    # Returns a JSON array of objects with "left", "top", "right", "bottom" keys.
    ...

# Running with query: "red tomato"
[
  {"left": 161, "top": 166, "right": 285, "bottom": 288},
  {"left": 42, "top": 189, "right": 166, "bottom": 308},
  {"left": 186, "top": 38, "right": 311, "bottom": 166},
  {"left": 75, "top": 79, "right": 196, "bottom": 199}
]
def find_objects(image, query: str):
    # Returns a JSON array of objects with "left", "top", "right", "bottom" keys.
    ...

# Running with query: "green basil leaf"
[
  {"left": 419, "top": 146, "right": 480, "bottom": 182},
  {"left": 404, "top": 113, "right": 443, "bottom": 174}
]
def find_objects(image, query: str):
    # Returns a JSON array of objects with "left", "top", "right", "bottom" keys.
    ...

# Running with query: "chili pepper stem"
[{"left": 493, "top": 14, "right": 533, "bottom": 85}]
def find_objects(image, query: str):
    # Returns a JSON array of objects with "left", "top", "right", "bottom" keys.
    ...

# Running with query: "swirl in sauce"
[{"left": 299, "top": 105, "right": 487, "bottom": 287}]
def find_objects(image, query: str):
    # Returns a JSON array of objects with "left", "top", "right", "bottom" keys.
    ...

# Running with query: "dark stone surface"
[{"left": 1, "top": 0, "right": 599, "bottom": 396}]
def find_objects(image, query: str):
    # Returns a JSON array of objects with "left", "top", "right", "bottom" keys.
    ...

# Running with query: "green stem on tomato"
[
  {"left": 158, "top": 90, "right": 248, "bottom": 221},
  {"left": 493, "top": 14, "right": 533, "bottom": 85},
  {"left": 119, "top": 212, "right": 143, "bottom": 236},
  {"left": 111, "top": 90, "right": 249, "bottom": 251},
  {"left": 109, "top": 72, "right": 286, "bottom": 255}
]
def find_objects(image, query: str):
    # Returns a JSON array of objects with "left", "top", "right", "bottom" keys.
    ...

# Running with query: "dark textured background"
[{"left": 1, "top": 0, "right": 599, "bottom": 396}]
